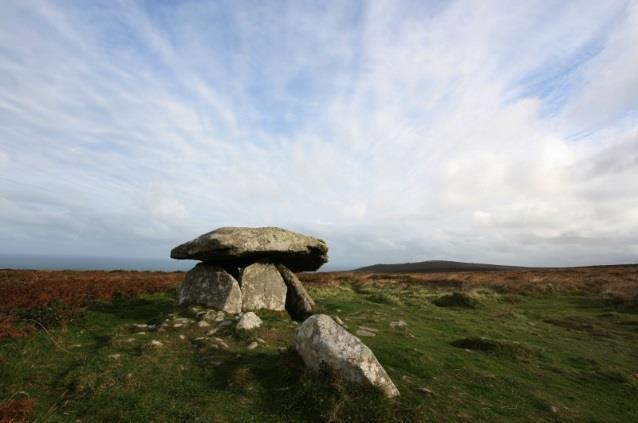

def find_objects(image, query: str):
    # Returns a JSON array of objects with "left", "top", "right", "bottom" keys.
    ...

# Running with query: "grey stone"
[
  {"left": 390, "top": 320, "right": 407, "bottom": 328},
  {"left": 355, "top": 329, "right": 376, "bottom": 337},
  {"left": 236, "top": 312, "right": 263, "bottom": 331},
  {"left": 416, "top": 387, "right": 434, "bottom": 396},
  {"left": 177, "top": 263, "right": 242, "bottom": 314},
  {"left": 296, "top": 314, "right": 400, "bottom": 398},
  {"left": 276, "top": 264, "right": 315, "bottom": 321},
  {"left": 213, "top": 338, "right": 230, "bottom": 350},
  {"left": 170, "top": 226, "right": 328, "bottom": 272},
  {"left": 240, "top": 261, "right": 287, "bottom": 311}
]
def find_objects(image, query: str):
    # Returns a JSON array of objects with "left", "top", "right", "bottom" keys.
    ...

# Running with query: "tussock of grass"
[
  {"left": 544, "top": 317, "right": 594, "bottom": 332},
  {"left": 366, "top": 291, "right": 403, "bottom": 306},
  {"left": 433, "top": 292, "right": 480, "bottom": 308},
  {"left": 450, "top": 336, "right": 535, "bottom": 359}
]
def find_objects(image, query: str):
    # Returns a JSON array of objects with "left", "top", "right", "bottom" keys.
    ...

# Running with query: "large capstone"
[
  {"left": 178, "top": 263, "right": 242, "bottom": 314},
  {"left": 240, "top": 261, "right": 287, "bottom": 311},
  {"left": 277, "top": 264, "right": 315, "bottom": 321},
  {"left": 296, "top": 314, "right": 400, "bottom": 398},
  {"left": 170, "top": 227, "right": 328, "bottom": 272}
]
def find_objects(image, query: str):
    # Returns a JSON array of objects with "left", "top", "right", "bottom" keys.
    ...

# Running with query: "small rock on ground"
[
  {"left": 149, "top": 340, "right": 163, "bottom": 347},
  {"left": 390, "top": 320, "right": 407, "bottom": 328},
  {"left": 133, "top": 323, "right": 149, "bottom": 330},
  {"left": 416, "top": 387, "right": 434, "bottom": 396},
  {"left": 356, "top": 329, "right": 377, "bottom": 337},
  {"left": 214, "top": 338, "right": 230, "bottom": 350},
  {"left": 236, "top": 312, "right": 263, "bottom": 331},
  {"left": 247, "top": 341, "right": 259, "bottom": 350}
]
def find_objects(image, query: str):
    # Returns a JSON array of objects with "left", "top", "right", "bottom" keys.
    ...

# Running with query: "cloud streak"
[{"left": 1, "top": 0, "right": 637, "bottom": 269}]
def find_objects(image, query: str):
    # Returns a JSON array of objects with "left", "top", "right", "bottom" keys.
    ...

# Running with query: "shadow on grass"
[
  {"left": 569, "top": 296, "right": 638, "bottom": 315},
  {"left": 193, "top": 347, "right": 424, "bottom": 423},
  {"left": 87, "top": 294, "right": 176, "bottom": 324}
]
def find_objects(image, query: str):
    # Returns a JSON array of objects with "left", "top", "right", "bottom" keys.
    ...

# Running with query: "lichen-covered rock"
[
  {"left": 178, "top": 263, "right": 242, "bottom": 314},
  {"left": 277, "top": 264, "right": 315, "bottom": 321},
  {"left": 295, "top": 314, "right": 400, "bottom": 398},
  {"left": 236, "top": 312, "right": 262, "bottom": 331},
  {"left": 170, "top": 227, "right": 328, "bottom": 272},
  {"left": 239, "top": 261, "right": 287, "bottom": 311}
]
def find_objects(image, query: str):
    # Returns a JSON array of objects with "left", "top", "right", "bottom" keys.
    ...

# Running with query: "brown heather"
[
  {"left": 2, "top": 266, "right": 637, "bottom": 341},
  {"left": 0, "top": 270, "right": 182, "bottom": 340},
  {"left": 299, "top": 266, "right": 638, "bottom": 305}
]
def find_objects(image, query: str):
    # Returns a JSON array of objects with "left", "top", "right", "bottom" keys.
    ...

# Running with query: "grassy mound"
[{"left": 433, "top": 292, "right": 480, "bottom": 308}]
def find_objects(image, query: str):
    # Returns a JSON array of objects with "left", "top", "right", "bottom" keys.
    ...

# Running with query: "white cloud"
[
  {"left": 0, "top": 0, "right": 637, "bottom": 268},
  {"left": 561, "top": 1, "right": 638, "bottom": 132}
]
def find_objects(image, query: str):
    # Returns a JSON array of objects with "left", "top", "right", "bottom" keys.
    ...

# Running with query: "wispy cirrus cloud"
[{"left": 1, "top": 0, "right": 637, "bottom": 269}]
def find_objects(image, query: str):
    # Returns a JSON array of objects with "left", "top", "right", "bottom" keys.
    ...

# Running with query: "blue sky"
[{"left": 1, "top": 0, "right": 637, "bottom": 269}]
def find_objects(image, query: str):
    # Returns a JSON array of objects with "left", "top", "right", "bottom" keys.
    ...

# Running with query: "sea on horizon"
[
  {"left": 0, "top": 254, "right": 346, "bottom": 272},
  {"left": 0, "top": 254, "right": 192, "bottom": 272}
]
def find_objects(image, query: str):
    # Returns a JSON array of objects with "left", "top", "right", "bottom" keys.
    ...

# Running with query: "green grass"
[{"left": 1, "top": 286, "right": 638, "bottom": 422}]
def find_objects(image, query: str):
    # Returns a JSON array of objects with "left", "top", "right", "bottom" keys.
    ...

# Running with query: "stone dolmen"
[
  {"left": 170, "top": 226, "right": 324, "bottom": 321},
  {"left": 170, "top": 226, "right": 399, "bottom": 397}
]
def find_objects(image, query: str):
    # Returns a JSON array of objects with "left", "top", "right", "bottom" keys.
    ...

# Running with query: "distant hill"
[{"left": 352, "top": 260, "right": 525, "bottom": 273}]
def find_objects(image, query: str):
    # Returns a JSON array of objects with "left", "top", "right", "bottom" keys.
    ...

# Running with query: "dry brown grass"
[
  {"left": 300, "top": 266, "right": 638, "bottom": 306},
  {"left": 0, "top": 270, "right": 182, "bottom": 339},
  {"left": 2, "top": 266, "right": 637, "bottom": 340},
  {"left": 0, "top": 396, "right": 34, "bottom": 423},
  {"left": 0, "top": 270, "right": 182, "bottom": 313}
]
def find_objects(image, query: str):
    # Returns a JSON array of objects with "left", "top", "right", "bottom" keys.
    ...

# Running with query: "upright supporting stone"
[
  {"left": 178, "top": 263, "right": 242, "bottom": 314},
  {"left": 239, "top": 261, "right": 287, "bottom": 311},
  {"left": 277, "top": 264, "right": 315, "bottom": 321}
]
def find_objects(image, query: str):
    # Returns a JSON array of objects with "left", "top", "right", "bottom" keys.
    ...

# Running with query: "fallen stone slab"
[
  {"left": 296, "top": 314, "right": 400, "bottom": 398},
  {"left": 277, "top": 264, "right": 315, "bottom": 321},
  {"left": 177, "top": 263, "right": 242, "bottom": 314},
  {"left": 170, "top": 226, "right": 328, "bottom": 272}
]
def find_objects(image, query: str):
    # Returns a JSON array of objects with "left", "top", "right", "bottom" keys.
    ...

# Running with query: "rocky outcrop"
[
  {"left": 296, "top": 314, "right": 400, "bottom": 398},
  {"left": 277, "top": 264, "right": 315, "bottom": 321},
  {"left": 240, "top": 261, "right": 287, "bottom": 311},
  {"left": 170, "top": 226, "right": 328, "bottom": 272},
  {"left": 177, "top": 263, "right": 242, "bottom": 314}
]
